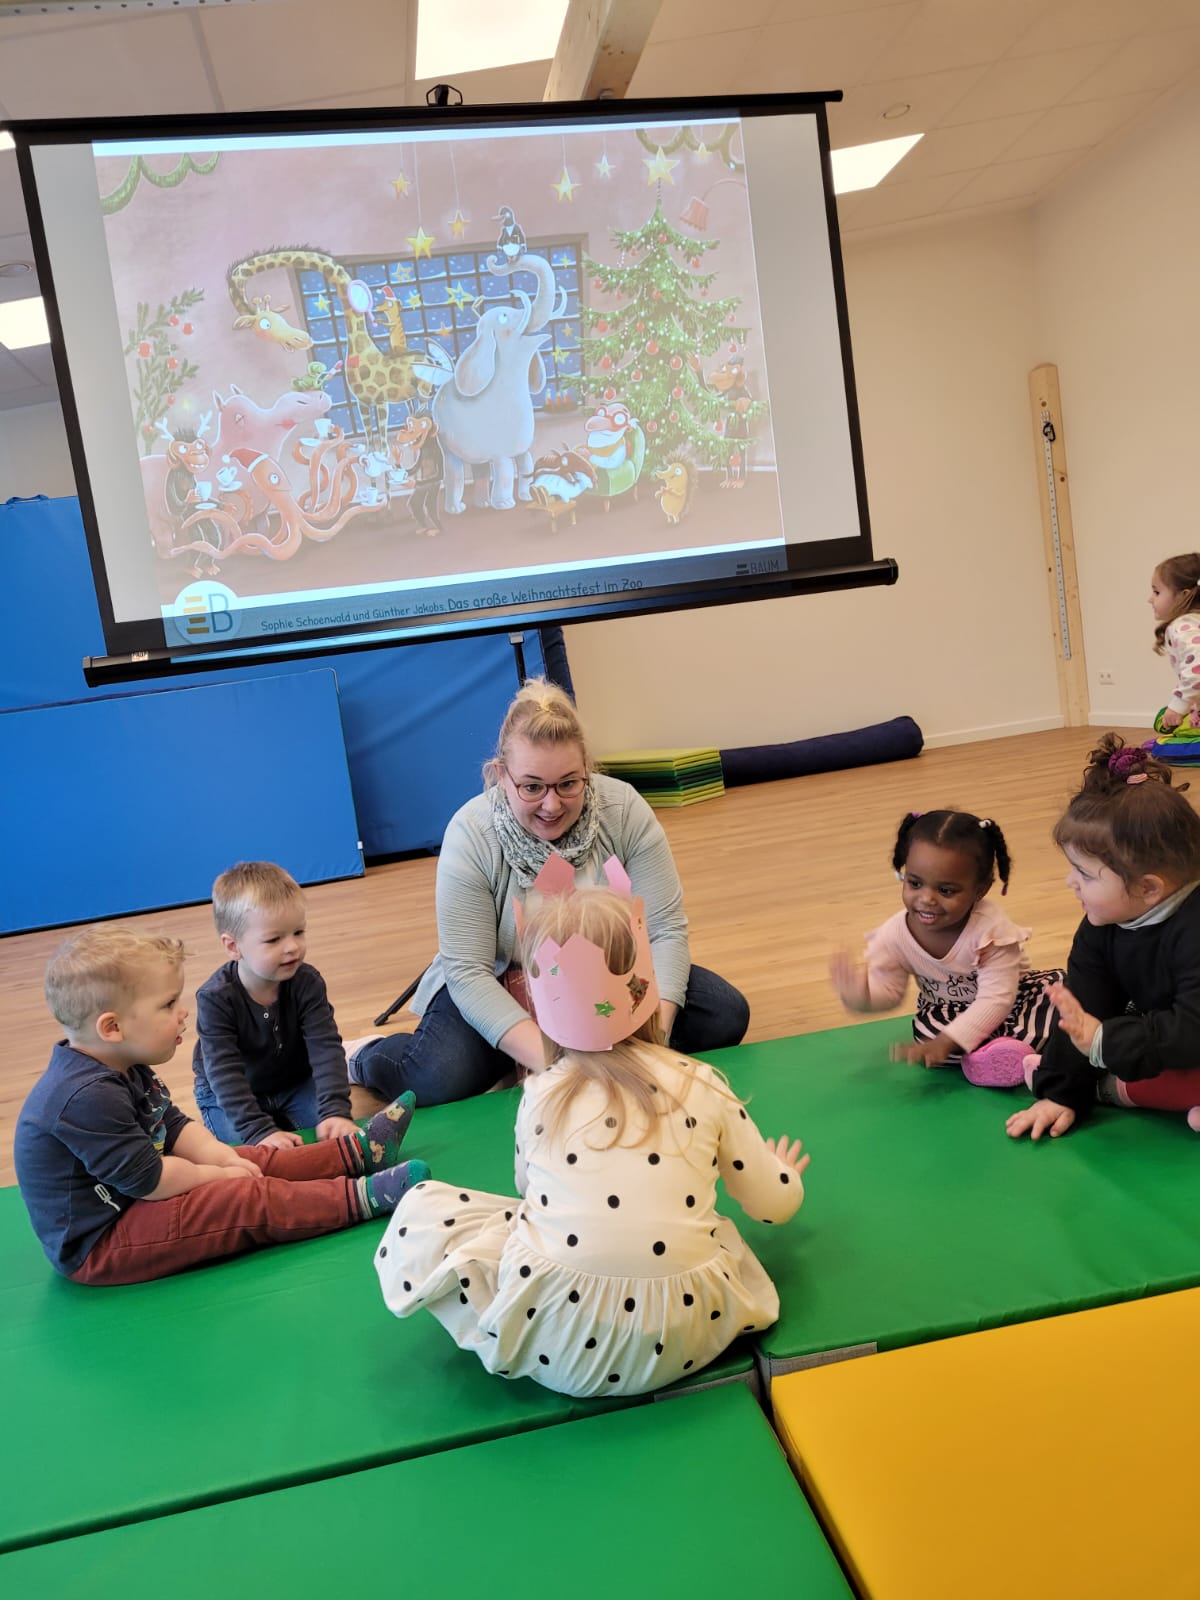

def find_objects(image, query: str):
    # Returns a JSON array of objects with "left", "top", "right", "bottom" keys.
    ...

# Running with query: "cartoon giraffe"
[{"left": 227, "top": 247, "right": 432, "bottom": 455}]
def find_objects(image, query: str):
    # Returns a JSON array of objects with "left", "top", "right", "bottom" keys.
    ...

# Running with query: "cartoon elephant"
[{"left": 429, "top": 251, "right": 566, "bottom": 513}]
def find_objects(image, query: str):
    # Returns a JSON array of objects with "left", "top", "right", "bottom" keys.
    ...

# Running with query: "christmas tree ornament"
[
  {"left": 390, "top": 173, "right": 411, "bottom": 197},
  {"left": 552, "top": 166, "right": 579, "bottom": 202},
  {"left": 642, "top": 146, "right": 680, "bottom": 185}
]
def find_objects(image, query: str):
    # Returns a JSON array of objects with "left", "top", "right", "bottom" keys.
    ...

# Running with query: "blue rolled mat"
[{"left": 720, "top": 715, "right": 923, "bottom": 787}]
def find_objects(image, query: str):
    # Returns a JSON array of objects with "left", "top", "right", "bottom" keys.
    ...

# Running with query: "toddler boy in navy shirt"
[{"left": 15, "top": 926, "right": 426, "bottom": 1284}]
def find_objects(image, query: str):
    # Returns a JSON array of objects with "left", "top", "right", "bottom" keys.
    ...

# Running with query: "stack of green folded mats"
[{"left": 600, "top": 748, "right": 725, "bottom": 807}]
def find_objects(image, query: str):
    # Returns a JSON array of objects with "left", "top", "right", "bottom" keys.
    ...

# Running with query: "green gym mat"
[
  {"left": 704, "top": 1019, "right": 1200, "bottom": 1375},
  {"left": 0, "top": 1384, "right": 852, "bottom": 1599},
  {"left": 0, "top": 1089, "right": 753, "bottom": 1555}
]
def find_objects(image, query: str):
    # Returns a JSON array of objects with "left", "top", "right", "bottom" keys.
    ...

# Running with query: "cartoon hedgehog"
[{"left": 653, "top": 452, "right": 698, "bottom": 525}]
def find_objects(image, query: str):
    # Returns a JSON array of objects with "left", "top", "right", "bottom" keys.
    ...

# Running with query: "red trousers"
[
  {"left": 1120, "top": 1070, "right": 1200, "bottom": 1112},
  {"left": 72, "top": 1139, "right": 361, "bottom": 1286}
]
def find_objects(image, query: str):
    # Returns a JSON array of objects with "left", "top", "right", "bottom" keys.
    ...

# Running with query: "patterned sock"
[
  {"left": 356, "top": 1091, "right": 417, "bottom": 1172},
  {"left": 355, "top": 1159, "right": 430, "bottom": 1219}
]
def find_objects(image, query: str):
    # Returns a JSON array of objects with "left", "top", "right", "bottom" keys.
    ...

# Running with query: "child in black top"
[
  {"left": 193, "top": 861, "right": 360, "bottom": 1147},
  {"left": 1007, "top": 735, "right": 1200, "bottom": 1141}
]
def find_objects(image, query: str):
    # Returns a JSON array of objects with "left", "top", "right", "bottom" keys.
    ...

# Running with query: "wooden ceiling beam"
[{"left": 543, "top": 0, "right": 661, "bottom": 102}]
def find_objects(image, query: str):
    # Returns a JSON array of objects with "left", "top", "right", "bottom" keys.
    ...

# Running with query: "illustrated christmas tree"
[
  {"left": 123, "top": 287, "right": 204, "bottom": 454},
  {"left": 579, "top": 195, "right": 766, "bottom": 474}
]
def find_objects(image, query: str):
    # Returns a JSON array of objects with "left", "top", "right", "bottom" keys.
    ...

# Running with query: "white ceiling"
[{"left": 0, "top": 0, "right": 1197, "bottom": 410}]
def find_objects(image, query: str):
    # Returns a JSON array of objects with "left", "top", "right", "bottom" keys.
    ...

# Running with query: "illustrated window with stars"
[{"left": 297, "top": 242, "right": 584, "bottom": 441}]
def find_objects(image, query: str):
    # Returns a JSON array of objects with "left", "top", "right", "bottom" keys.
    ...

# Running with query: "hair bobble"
[
  {"left": 909, "top": 810, "right": 923, "bottom": 819},
  {"left": 978, "top": 818, "right": 992, "bottom": 829},
  {"left": 1108, "top": 747, "right": 1148, "bottom": 781}
]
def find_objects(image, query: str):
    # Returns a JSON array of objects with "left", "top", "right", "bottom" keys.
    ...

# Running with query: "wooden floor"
[{"left": 0, "top": 725, "right": 1160, "bottom": 1186}]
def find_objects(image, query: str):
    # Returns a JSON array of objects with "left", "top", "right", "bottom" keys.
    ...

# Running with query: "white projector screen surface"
[{"left": 18, "top": 98, "right": 880, "bottom": 667}]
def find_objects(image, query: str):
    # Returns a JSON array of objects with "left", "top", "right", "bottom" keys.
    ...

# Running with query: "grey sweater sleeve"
[
  {"left": 435, "top": 803, "right": 531, "bottom": 1048},
  {"left": 606, "top": 782, "right": 691, "bottom": 1006}
]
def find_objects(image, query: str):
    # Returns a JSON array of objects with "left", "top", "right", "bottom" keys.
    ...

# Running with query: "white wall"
[
  {"left": 566, "top": 211, "right": 1061, "bottom": 752},
  {"left": 1033, "top": 84, "right": 1200, "bottom": 728},
  {"left": 0, "top": 401, "right": 77, "bottom": 501}
]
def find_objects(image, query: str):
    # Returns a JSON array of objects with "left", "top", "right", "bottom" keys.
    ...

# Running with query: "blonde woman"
[{"left": 349, "top": 679, "right": 748, "bottom": 1104}]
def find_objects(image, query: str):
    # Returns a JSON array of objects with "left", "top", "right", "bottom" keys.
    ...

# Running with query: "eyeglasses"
[{"left": 511, "top": 777, "right": 586, "bottom": 801}]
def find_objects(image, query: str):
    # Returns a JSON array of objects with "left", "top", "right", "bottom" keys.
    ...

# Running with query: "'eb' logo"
[{"left": 167, "top": 581, "right": 241, "bottom": 646}]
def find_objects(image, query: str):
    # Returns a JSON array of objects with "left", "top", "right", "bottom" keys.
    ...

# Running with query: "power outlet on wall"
[{"left": 1098, "top": 670, "right": 1115, "bottom": 686}]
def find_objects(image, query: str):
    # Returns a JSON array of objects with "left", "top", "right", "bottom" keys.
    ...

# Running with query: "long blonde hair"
[
  {"left": 483, "top": 677, "right": 592, "bottom": 788},
  {"left": 520, "top": 887, "right": 741, "bottom": 1147}
]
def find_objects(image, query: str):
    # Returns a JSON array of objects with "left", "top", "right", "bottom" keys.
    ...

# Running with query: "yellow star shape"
[
  {"left": 595, "top": 153, "right": 613, "bottom": 179},
  {"left": 391, "top": 172, "right": 411, "bottom": 197},
  {"left": 313, "top": 292, "right": 329, "bottom": 313},
  {"left": 437, "top": 322, "right": 453, "bottom": 337},
  {"left": 449, "top": 209, "right": 467, "bottom": 239},
  {"left": 643, "top": 146, "right": 680, "bottom": 186},
  {"left": 446, "top": 282, "right": 472, "bottom": 309},
  {"left": 405, "top": 290, "right": 423, "bottom": 310},
  {"left": 396, "top": 263, "right": 415, "bottom": 283},
  {"left": 551, "top": 166, "right": 579, "bottom": 202},
  {"left": 407, "top": 226, "right": 435, "bottom": 259},
  {"left": 694, "top": 142, "right": 711, "bottom": 163}
]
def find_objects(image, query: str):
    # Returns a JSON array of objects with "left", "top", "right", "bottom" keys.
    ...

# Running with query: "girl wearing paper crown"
[{"left": 374, "top": 864, "right": 808, "bottom": 1399}]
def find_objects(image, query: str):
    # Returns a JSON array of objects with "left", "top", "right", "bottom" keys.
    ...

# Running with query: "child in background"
[
  {"left": 830, "top": 810, "right": 1062, "bottom": 1088},
  {"left": 194, "top": 862, "right": 371, "bottom": 1148},
  {"left": 375, "top": 858, "right": 806, "bottom": 1399},
  {"left": 1150, "top": 554, "right": 1200, "bottom": 732},
  {"left": 14, "top": 927, "right": 427, "bottom": 1285},
  {"left": 1007, "top": 736, "right": 1200, "bottom": 1142}
]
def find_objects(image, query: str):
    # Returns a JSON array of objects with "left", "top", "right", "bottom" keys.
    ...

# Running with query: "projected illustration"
[{"left": 94, "top": 120, "right": 784, "bottom": 614}]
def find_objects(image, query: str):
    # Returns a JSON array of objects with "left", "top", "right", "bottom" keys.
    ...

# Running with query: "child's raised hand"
[
  {"left": 890, "top": 1033, "right": 957, "bottom": 1069},
  {"left": 829, "top": 949, "right": 870, "bottom": 1009},
  {"left": 258, "top": 1129, "right": 304, "bottom": 1150},
  {"left": 315, "top": 1115, "right": 361, "bottom": 1142},
  {"left": 1006, "top": 1099, "right": 1076, "bottom": 1141},
  {"left": 764, "top": 1135, "right": 810, "bottom": 1178},
  {"left": 1047, "top": 981, "right": 1100, "bottom": 1055}
]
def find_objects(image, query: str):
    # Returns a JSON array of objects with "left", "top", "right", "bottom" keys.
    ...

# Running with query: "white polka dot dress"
[{"left": 373, "top": 1053, "right": 804, "bottom": 1398}]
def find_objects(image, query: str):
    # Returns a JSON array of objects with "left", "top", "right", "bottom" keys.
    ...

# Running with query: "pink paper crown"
[{"left": 514, "top": 853, "right": 660, "bottom": 1052}]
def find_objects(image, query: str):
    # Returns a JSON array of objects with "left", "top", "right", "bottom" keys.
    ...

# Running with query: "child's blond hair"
[
  {"left": 519, "top": 886, "right": 740, "bottom": 1147},
  {"left": 212, "top": 861, "right": 303, "bottom": 940},
  {"left": 45, "top": 926, "right": 184, "bottom": 1033},
  {"left": 1153, "top": 553, "right": 1200, "bottom": 653}
]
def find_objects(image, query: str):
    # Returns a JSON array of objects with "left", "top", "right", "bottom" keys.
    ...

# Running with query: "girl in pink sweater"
[{"left": 830, "top": 809, "right": 1063, "bottom": 1089}]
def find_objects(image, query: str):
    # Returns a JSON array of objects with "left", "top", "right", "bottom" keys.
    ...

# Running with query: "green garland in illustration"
[
  {"left": 100, "top": 154, "right": 220, "bottom": 215},
  {"left": 633, "top": 124, "right": 743, "bottom": 175}
]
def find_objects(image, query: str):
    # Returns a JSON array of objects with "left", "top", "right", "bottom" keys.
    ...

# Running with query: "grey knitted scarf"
[{"left": 488, "top": 780, "right": 600, "bottom": 889}]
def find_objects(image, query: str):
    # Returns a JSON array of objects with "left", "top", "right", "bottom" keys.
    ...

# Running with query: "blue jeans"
[
  {"left": 350, "top": 966, "right": 750, "bottom": 1107},
  {"left": 196, "top": 1079, "right": 319, "bottom": 1145}
]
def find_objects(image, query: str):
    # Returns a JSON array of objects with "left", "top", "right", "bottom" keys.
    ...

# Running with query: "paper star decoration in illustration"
[
  {"left": 643, "top": 147, "right": 680, "bottom": 185},
  {"left": 407, "top": 226, "right": 435, "bottom": 259},
  {"left": 395, "top": 263, "right": 415, "bottom": 283},
  {"left": 405, "top": 290, "right": 423, "bottom": 309},
  {"left": 437, "top": 322, "right": 453, "bottom": 337},
  {"left": 595, "top": 152, "right": 613, "bottom": 179},
  {"left": 552, "top": 166, "right": 580, "bottom": 201},
  {"left": 446, "top": 282, "right": 472, "bottom": 309},
  {"left": 391, "top": 173, "right": 411, "bottom": 197},
  {"left": 449, "top": 210, "right": 468, "bottom": 238},
  {"left": 694, "top": 142, "right": 711, "bottom": 163},
  {"left": 313, "top": 293, "right": 329, "bottom": 313}
]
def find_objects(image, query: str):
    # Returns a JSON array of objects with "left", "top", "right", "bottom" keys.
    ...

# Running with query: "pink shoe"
[{"left": 961, "top": 1038, "right": 1033, "bottom": 1089}]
